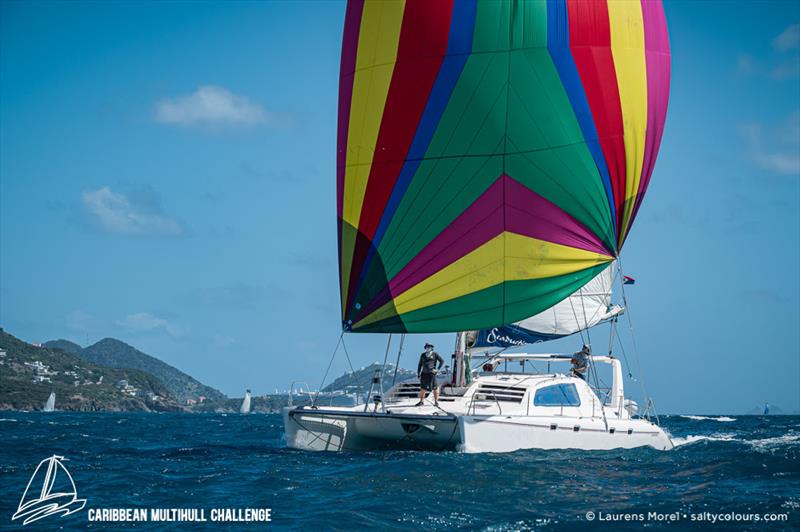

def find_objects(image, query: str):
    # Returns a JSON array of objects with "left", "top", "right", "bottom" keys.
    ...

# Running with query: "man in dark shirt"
[
  {"left": 571, "top": 344, "right": 590, "bottom": 380},
  {"left": 416, "top": 342, "right": 444, "bottom": 407}
]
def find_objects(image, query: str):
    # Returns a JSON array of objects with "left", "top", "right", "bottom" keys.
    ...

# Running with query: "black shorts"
[{"left": 420, "top": 373, "right": 437, "bottom": 391}]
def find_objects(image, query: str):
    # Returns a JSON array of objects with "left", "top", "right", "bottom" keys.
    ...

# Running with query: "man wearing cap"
[
  {"left": 571, "top": 344, "right": 591, "bottom": 381},
  {"left": 416, "top": 342, "right": 444, "bottom": 407}
]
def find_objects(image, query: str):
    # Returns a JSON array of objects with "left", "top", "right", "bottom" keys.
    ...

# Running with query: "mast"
[{"left": 452, "top": 331, "right": 467, "bottom": 388}]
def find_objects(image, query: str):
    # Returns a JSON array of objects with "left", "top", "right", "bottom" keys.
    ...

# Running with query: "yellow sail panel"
[
  {"left": 341, "top": 0, "right": 406, "bottom": 230},
  {"left": 607, "top": 0, "right": 648, "bottom": 245},
  {"left": 353, "top": 232, "right": 612, "bottom": 329}
]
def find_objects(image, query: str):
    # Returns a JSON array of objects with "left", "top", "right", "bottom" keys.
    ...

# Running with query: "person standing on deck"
[{"left": 416, "top": 343, "right": 444, "bottom": 407}]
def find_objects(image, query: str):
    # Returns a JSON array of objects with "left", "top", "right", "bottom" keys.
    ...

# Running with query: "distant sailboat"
[
  {"left": 764, "top": 403, "right": 770, "bottom": 415},
  {"left": 43, "top": 392, "right": 55, "bottom": 412},
  {"left": 12, "top": 455, "right": 86, "bottom": 525},
  {"left": 240, "top": 390, "right": 252, "bottom": 414}
]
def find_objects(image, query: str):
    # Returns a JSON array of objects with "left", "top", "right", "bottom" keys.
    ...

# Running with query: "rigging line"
[
  {"left": 340, "top": 335, "right": 362, "bottom": 393},
  {"left": 611, "top": 315, "right": 634, "bottom": 379},
  {"left": 616, "top": 259, "right": 648, "bottom": 396},
  {"left": 314, "top": 332, "right": 344, "bottom": 406},
  {"left": 452, "top": 333, "right": 461, "bottom": 386},
  {"left": 578, "top": 284, "right": 592, "bottom": 347},
  {"left": 576, "top": 283, "right": 603, "bottom": 403},
  {"left": 391, "top": 333, "right": 406, "bottom": 386},
  {"left": 615, "top": 323, "right": 632, "bottom": 376},
  {"left": 469, "top": 345, "right": 510, "bottom": 372},
  {"left": 567, "top": 291, "right": 587, "bottom": 346},
  {"left": 380, "top": 333, "right": 393, "bottom": 381},
  {"left": 607, "top": 315, "right": 616, "bottom": 357}
]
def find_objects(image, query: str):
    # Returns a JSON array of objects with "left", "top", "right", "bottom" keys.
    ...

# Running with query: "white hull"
[
  {"left": 283, "top": 407, "right": 459, "bottom": 451},
  {"left": 457, "top": 415, "right": 673, "bottom": 453},
  {"left": 284, "top": 406, "right": 672, "bottom": 452}
]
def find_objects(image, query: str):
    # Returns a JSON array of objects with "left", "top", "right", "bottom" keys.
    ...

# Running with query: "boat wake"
[{"left": 679, "top": 415, "right": 736, "bottom": 422}]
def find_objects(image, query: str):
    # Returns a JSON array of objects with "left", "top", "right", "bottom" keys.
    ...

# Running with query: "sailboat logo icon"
[{"left": 11, "top": 455, "right": 87, "bottom": 526}]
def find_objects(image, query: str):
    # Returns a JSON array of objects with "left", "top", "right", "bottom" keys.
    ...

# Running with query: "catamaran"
[
  {"left": 285, "top": 266, "right": 673, "bottom": 452},
  {"left": 284, "top": 0, "right": 672, "bottom": 452}
]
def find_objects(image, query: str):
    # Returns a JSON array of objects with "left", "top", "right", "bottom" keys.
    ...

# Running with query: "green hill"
[
  {"left": 1, "top": 330, "right": 182, "bottom": 412},
  {"left": 43, "top": 339, "right": 83, "bottom": 355},
  {"left": 322, "top": 363, "right": 417, "bottom": 394},
  {"left": 46, "top": 337, "right": 226, "bottom": 404}
]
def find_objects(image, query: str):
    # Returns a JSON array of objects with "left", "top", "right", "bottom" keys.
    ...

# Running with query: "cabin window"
[{"left": 533, "top": 384, "right": 581, "bottom": 407}]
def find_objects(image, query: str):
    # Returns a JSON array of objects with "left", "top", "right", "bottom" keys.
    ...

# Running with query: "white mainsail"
[
  {"left": 468, "top": 263, "right": 623, "bottom": 349},
  {"left": 514, "top": 262, "right": 622, "bottom": 337},
  {"left": 240, "top": 390, "right": 252, "bottom": 414},
  {"left": 43, "top": 392, "right": 55, "bottom": 412}
]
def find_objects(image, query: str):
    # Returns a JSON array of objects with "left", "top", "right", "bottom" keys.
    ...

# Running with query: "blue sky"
[{"left": 1, "top": 1, "right": 798, "bottom": 414}]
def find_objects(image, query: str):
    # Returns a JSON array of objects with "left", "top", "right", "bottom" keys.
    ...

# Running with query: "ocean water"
[{"left": 1, "top": 413, "right": 798, "bottom": 530}]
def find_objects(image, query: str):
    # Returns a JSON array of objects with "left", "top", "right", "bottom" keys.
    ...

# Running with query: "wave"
[
  {"left": 749, "top": 433, "right": 800, "bottom": 450},
  {"left": 679, "top": 415, "right": 736, "bottom": 422},
  {"left": 672, "top": 434, "right": 738, "bottom": 447},
  {"left": 673, "top": 431, "right": 800, "bottom": 449}
]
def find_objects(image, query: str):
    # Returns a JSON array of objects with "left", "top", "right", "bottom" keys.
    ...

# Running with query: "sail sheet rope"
[
  {"left": 339, "top": 336, "right": 363, "bottom": 393},
  {"left": 314, "top": 332, "right": 344, "bottom": 406}
]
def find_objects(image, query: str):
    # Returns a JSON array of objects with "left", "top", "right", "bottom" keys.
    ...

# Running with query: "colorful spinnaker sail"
[{"left": 338, "top": 0, "right": 670, "bottom": 333}]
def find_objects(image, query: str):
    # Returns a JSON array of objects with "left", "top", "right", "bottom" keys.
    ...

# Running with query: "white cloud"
[
  {"left": 213, "top": 334, "right": 236, "bottom": 349},
  {"left": 769, "top": 60, "right": 800, "bottom": 80},
  {"left": 155, "top": 86, "right": 266, "bottom": 126},
  {"left": 82, "top": 186, "right": 184, "bottom": 236},
  {"left": 738, "top": 25, "right": 799, "bottom": 79},
  {"left": 739, "top": 111, "right": 800, "bottom": 176},
  {"left": 736, "top": 54, "right": 759, "bottom": 75},
  {"left": 772, "top": 24, "right": 800, "bottom": 52},
  {"left": 65, "top": 310, "right": 101, "bottom": 335},
  {"left": 116, "top": 312, "right": 182, "bottom": 338}
]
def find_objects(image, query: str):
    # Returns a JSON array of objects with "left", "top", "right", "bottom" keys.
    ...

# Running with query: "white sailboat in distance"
[
  {"left": 240, "top": 390, "right": 252, "bottom": 414},
  {"left": 43, "top": 392, "right": 55, "bottom": 413}
]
